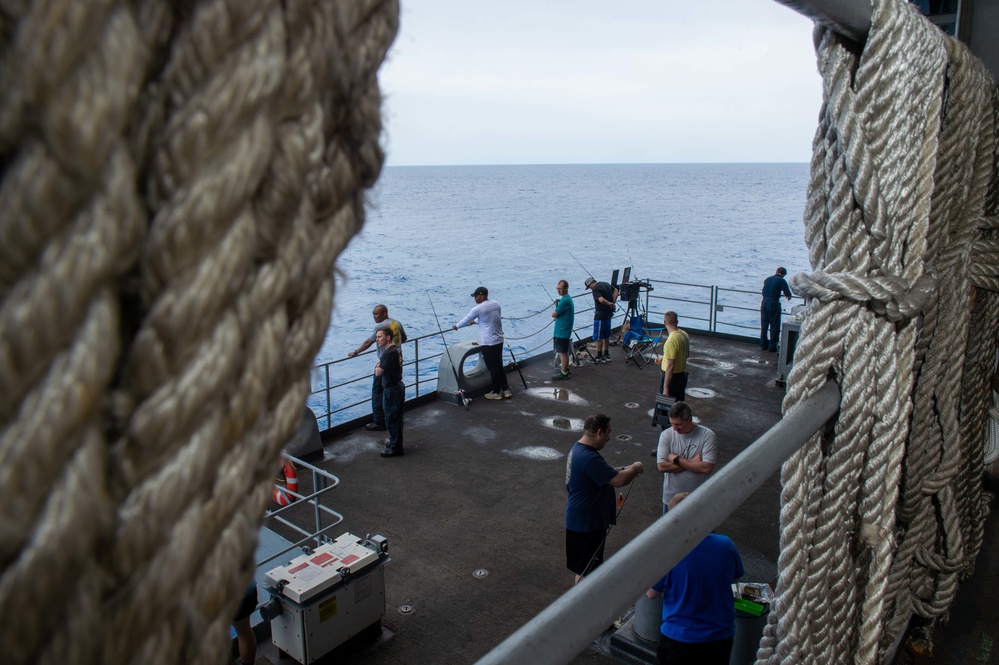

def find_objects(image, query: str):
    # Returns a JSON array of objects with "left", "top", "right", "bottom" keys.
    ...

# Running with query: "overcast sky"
[{"left": 377, "top": 0, "right": 823, "bottom": 166}]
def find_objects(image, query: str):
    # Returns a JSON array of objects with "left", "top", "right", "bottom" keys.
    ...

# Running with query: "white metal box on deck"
[
  {"left": 777, "top": 318, "right": 801, "bottom": 386},
  {"left": 264, "top": 533, "right": 389, "bottom": 664}
]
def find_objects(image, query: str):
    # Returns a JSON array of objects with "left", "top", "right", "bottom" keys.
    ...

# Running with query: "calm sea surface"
[{"left": 313, "top": 163, "right": 811, "bottom": 425}]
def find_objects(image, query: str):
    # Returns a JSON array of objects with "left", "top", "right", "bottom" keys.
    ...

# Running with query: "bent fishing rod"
[{"left": 426, "top": 291, "right": 471, "bottom": 410}]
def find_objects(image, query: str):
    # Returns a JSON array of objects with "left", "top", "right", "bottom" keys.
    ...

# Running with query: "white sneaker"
[
  {"left": 502, "top": 389, "right": 513, "bottom": 399},
  {"left": 484, "top": 392, "right": 503, "bottom": 400}
]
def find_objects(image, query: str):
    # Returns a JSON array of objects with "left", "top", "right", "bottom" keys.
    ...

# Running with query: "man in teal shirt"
[{"left": 551, "top": 279, "right": 575, "bottom": 380}]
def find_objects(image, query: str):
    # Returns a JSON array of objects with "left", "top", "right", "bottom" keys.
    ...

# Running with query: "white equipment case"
[{"left": 264, "top": 532, "right": 389, "bottom": 664}]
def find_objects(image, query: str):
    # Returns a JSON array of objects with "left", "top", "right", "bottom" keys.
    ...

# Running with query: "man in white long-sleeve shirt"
[{"left": 453, "top": 286, "right": 510, "bottom": 400}]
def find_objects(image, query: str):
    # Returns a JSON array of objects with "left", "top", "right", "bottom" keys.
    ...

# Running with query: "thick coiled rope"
[
  {"left": 756, "top": 1, "right": 999, "bottom": 663},
  {"left": 0, "top": 2, "right": 398, "bottom": 664}
]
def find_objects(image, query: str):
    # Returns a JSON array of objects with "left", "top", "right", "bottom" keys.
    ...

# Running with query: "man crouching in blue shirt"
[
  {"left": 646, "top": 492, "right": 745, "bottom": 665},
  {"left": 565, "top": 413, "right": 644, "bottom": 584}
]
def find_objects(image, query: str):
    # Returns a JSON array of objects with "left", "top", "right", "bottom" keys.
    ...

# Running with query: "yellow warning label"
[{"left": 319, "top": 595, "right": 338, "bottom": 623}]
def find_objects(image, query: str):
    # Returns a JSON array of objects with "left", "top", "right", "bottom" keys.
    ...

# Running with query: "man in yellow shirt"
[{"left": 655, "top": 311, "right": 689, "bottom": 401}]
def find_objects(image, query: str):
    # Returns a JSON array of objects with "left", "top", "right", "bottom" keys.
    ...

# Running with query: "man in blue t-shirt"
[
  {"left": 565, "top": 413, "right": 644, "bottom": 583},
  {"left": 551, "top": 279, "right": 575, "bottom": 380},
  {"left": 646, "top": 492, "right": 745, "bottom": 665}
]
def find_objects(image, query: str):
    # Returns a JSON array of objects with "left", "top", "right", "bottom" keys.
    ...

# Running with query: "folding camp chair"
[{"left": 622, "top": 315, "right": 665, "bottom": 364}]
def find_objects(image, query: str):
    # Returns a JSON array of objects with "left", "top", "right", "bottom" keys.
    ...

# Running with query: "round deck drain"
[
  {"left": 616, "top": 434, "right": 632, "bottom": 441},
  {"left": 398, "top": 604, "right": 415, "bottom": 615},
  {"left": 473, "top": 568, "right": 489, "bottom": 579},
  {"left": 624, "top": 402, "right": 640, "bottom": 409},
  {"left": 724, "top": 372, "right": 736, "bottom": 377}
]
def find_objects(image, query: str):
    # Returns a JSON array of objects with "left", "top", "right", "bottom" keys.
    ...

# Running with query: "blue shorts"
[{"left": 592, "top": 319, "right": 611, "bottom": 341}]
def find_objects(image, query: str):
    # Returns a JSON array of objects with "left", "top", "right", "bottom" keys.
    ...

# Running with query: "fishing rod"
[
  {"left": 426, "top": 291, "right": 471, "bottom": 410},
  {"left": 568, "top": 252, "right": 593, "bottom": 279},
  {"left": 579, "top": 474, "right": 642, "bottom": 578},
  {"left": 546, "top": 282, "right": 597, "bottom": 365},
  {"left": 505, "top": 338, "right": 528, "bottom": 390},
  {"left": 541, "top": 283, "right": 557, "bottom": 307}
]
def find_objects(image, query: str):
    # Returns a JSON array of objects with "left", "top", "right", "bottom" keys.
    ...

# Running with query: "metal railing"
[
  {"left": 308, "top": 282, "right": 804, "bottom": 430},
  {"left": 257, "top": 453, "right": 345, "bottom": 569},
  {"left": 640, "top": 280, "right": 805, "bottom": 337},
  {"left": 308, "top": 293, "right": 600, "bottom": 430},
  {"left": 475, "top": 379, "right": 841, "bottom": 665}
]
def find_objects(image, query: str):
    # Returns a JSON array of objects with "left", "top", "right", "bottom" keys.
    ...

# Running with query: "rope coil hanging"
[
  {"left": 0, "top": 1, "right": 398, "bottom": 664},
  {"left": 757, "top": 0, "right": 999, "bottom": 663}
]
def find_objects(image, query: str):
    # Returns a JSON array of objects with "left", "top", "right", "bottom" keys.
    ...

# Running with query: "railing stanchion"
[{"left": 325, "top": 364, "right": 331, "bottom": 430}]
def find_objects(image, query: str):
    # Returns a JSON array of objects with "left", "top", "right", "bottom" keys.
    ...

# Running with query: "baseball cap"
[
  {"left": 471, "top": 286, "right": 488, "bottom": 297},
  {"left": 584, "top": 277, "right": 596, "bottom": 288}
]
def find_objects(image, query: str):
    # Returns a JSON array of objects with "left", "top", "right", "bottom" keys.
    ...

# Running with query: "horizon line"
[{"left": 382, "top": 160, "right": 810, "bottom": 168}]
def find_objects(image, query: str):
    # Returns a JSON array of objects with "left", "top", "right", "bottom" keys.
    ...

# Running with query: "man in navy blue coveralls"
[{"left": 760, "top": 267, "right": 792, "bottom": 351}]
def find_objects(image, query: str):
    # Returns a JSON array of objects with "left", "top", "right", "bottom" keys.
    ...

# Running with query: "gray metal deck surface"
[
  {"left": 252, "top": 332, "right": 999, "bottom": 665},
  {"left": 254, "top": 333, "right": 787, "bottom": 665}
]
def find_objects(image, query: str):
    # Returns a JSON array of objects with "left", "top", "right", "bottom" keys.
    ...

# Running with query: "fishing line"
[
  {"left": 505, "top": 338, "right": 528, "bottom": 389},
  {"left": 632, "top": 470, "right": 658, "bottom": 523},
  {"left": 578, "top": 474, "right": 641, "bottom": 579},
  {"left": 426, "top": 291, "right": 470, "bottom": 410},
  {"left": 568, "top": 252, "right": 593, "bottom": 279}
]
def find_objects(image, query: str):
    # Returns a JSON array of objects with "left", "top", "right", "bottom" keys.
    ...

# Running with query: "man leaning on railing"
[{"left": 347, "top": 304, "right": 408, "bottom": 431}]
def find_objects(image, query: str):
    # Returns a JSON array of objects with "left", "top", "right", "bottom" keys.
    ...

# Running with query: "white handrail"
[{"left": 774, "top": 0, "right": 873, "bottom": 43}]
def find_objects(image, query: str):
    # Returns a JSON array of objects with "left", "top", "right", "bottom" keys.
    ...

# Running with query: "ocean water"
[{"left": 312, "top": 163, "right": 811, "bottom": 426}]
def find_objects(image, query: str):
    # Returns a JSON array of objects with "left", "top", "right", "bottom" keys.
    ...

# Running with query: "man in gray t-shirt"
[{"left": 656, "top": 401, "right": 717, "bottom": 513}]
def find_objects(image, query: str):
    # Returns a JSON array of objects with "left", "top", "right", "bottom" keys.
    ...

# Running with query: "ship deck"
[
  {"left": 259, "top": 332, "right": 787, "bottom": 664},
  {"left": 252, "top": 331, "right": 999, "bottom": 665}
]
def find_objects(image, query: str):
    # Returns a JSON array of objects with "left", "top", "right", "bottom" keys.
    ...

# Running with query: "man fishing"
[
  {"left": 453, "top": 286, "right": 510, "bottom": 400},
  {"left": 584, "top": 277, "right": 618, "bottom": 364},
  {"left": 551, "top": 279, "right": 574, "bottom": 380},
  {"left": 565, "top": 414, "right": 644, "bottom": 583}
]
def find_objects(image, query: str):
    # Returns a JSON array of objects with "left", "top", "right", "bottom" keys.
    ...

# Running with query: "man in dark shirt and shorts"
[
  {"left": 565, "top": 413, "right": 644, "bottom": 583},
  {"left": 584, "top": 277, "right": 618, "bottom": 364}
]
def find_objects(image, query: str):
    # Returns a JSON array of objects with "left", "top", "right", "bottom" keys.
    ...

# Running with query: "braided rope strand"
[{"left": 0, "top": 1, "right": 398, "bottom": 663}]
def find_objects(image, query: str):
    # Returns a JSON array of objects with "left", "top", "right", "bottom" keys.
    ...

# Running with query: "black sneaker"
[
  {"left": 552, "top": 371, "right": 570, "bottom": 380},
  {"left": 380, "top": 449, "right": 404, "bottom": 458},
  {"left": 365, "top": 423, "right": 387, "bottom": 431}
]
